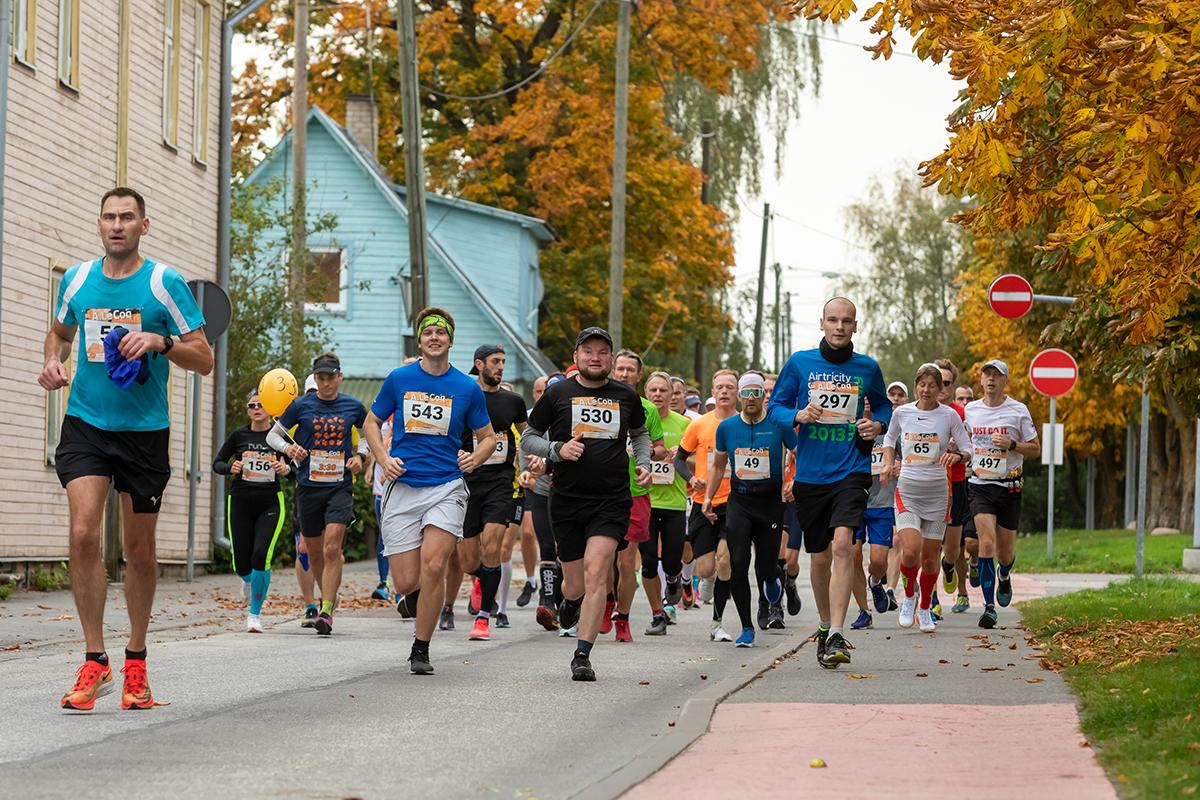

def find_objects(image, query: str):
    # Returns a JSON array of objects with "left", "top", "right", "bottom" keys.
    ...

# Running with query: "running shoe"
[
  {"left": 850, "top": 609, "right": 873, "bottom": 630},
  {"left": 918, "top": 607, "right": 937, "bottom": 633},
  {"left": 898, "top": 595, "right": 917, "bottom": 628},
  {"left": 246, "top": 614, "right": 263, "bottom": 634},
  {"left": 931, "top": 599, "right": 943, "bottom": 621},
  {"left": 571, "top": 652, "right": 596, "bottom": 682},
  {"left": 824, "top": 632, "right": 851, "bottom": 666},
  {"left": 951, "top": 595, "right": 970, "bottom": 613},
  {"left": 645, "top": 613, "right": 668, "bottom": 636},
  {"left": 396, "top": 595, "right": 417, "bottom": 619},
  {"left": 558, "top": 625, "right": 577, "bottom": 638},
  {"left": 559, "top": 599, "right": 581, "bottom": 631},
  {"left": 371, "top": 583, "right": 390, "bottom": 602},
  {"left": 120, "top": 660, "right": 154, "bottom": 710},
  {"left": 409, "top": 648, "right": 433, "bottom": 675},
  {"left": 614, "top": 617, "right": 633, "bottom": 642},
  {"left": 663, "top": 604, "right": 677, "bottom": 623},
  {"left": 757, "top": 597, "right": 770, "bottom": 631},
  {"left": 979, "top": 605, "right": 998, "bottom": 629},
  {"left": 699, "top": 576, "right": 715, "bottom": 604},
  {"left": 599, "top": 600, "right": 616, "bottom": 634},
  {"left": 469, "top": 617, "right": 491, "bottom": 641},
  {"left": 941, "top": 561, "right": 958, "bottom": 595},
  {"left": 968, "top": 559, "right": 980, "bottom": 587},
  {"left": 886, "top": 588, "right": 898, "bottom": 611},
  {"left": 301, "top": 605, "right": 318, "bottom": 628},
  {"left": 768, "top": 602, "right": 785, "bottom": 630},
  {"left": 785, "top": 576, "right": 802, "bottom": 616},
  {"left": 60, "top": 660, "right": 113, "bottom": 712},
  {"left": 495, "top": 612, "right": 511, "bottom": 629},
  {"left": 536, "top": 605, "right": 560, "bottom": 631},
  {"left": 869, "top": 578, "right": 889, "bottom": 614},
  {"left": 997, "top": 572, "right": 1013, "bottom": 607},
  {"left": 438, "top": 605, "right": 455, "bottom": 631},
  {"left": 516, "top": 581, "right": 536, "bottom": 608},
  {"left": 664, "top": 578, "right": 682, "bottom": 607},
  {"left": 468, "top": 579, "right": 482, "bottom": 616},
  {"left": 735, "top": 627, "right": 755, "bottom": 648},
  {"left": 811, "top": 627, "right": 831, "bottom": 669},
  {"left": 314, "top": 612, "right": 333, "bottom": 635},
  {"left": 680, "top": 581, "right": 695, "bottom": 609},
  {"left": 710, "top": 619, "right": 733, "bottom": 642}
]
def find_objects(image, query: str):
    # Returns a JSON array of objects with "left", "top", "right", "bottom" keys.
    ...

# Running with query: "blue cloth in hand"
[{"left": 103, "top": 326, "right": 151, "bottom": 390}]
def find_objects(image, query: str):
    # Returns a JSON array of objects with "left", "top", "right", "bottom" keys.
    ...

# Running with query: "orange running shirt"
[{"left": 680, "top": 411, "right": 732, "bottom": 507}]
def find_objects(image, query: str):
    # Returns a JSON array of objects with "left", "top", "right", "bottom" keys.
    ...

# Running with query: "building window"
[
  {"left": 191, "top": 0, "right": 211, "bottom": 163},
  {"left": 46, "top": 263, "right": 71, "bottom": 464},
  {"left": 304, "top": 247, "right": 348, "bottom": 313},
  {"left": 14, "top": 0, "right": 37, "bottom": 67},
  {"left": 162, "top": 0, "right": 182, "bottom": 147},
  {"left": 57, "top": 0, "right": 80, "bottom": 89}
]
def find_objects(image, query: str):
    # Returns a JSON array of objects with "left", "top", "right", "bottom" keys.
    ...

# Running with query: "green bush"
[{"left": 30, "top": 562, "right": 70, "bottom": 591}]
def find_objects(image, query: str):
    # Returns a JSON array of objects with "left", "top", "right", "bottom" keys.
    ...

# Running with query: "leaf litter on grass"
[{"left": 1030, "top": 614, "right": 1200, "bottom": 673}]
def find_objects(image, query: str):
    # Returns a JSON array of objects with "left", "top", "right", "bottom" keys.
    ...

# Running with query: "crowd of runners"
[{"left": 44, "top": 189, "right": 1042, "bottom": 709}]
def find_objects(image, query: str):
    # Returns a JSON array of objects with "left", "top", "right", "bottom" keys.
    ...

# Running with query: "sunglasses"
[
  {"left": 739, "top": 387, "right": 764, "bottom": 398},
  {"left": 246, "top": 402, "right": 263, "bottom": 410}
]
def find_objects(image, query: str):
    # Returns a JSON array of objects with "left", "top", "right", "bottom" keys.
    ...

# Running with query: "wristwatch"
[
  {"left": 160, "top": 334, "right": 175, "bottom": 355},
  {"left": 1008, "top": 439, "right": 1017, "bottom": 451}
]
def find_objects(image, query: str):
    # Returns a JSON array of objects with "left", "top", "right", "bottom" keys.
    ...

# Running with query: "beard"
[
  {"left": 481, "top": 371, "right": 501, "bottom": 387},
  {"left": 577, "top": 363, "right": 611, "bottom": 381}
]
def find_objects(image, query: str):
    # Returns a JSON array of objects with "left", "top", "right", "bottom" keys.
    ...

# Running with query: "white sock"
[
  {"left": 499, "top": 560, "right": 512, "bottom": 613},
  {"left": 682, "top": 562, "right": 694, "bottom": 582}
]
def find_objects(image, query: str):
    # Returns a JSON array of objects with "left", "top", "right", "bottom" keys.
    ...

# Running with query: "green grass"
[
  {"left": 1021, "top": 578, "right": 1200, "bottom": 798},
  {"left": 1015, "top": 528, "right": 1192, "bottom": 573}
]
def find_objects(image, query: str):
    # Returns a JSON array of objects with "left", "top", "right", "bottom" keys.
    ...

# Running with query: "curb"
[{"left": 573, "top": 628, "right": 812, "bottom": 800}]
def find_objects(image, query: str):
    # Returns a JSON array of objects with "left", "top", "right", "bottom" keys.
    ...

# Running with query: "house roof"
[{"left": 246, "top": 106, "right": 557, "bottom": 378}]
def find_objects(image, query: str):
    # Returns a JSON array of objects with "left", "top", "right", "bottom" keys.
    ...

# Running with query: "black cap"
[
  {"left": 312, "top": 354, "right": 341, "bottom": 375},
  {"left": 575, "top": 326, "right": 613, "bottom": 350},
  {"left": 469, "top": 344, "right": 505, "bottom": 375}
]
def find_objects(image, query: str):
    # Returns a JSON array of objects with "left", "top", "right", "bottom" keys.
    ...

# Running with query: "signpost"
[
  {"left": 1030, "top": 348, "right": 1078, "bottom": 560},
  {"left": 987, "top": 274, "right": 1034, "bottom": 319}
]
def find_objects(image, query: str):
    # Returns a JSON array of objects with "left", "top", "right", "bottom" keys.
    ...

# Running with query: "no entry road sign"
[
  {"left": 1030, "top": 348, "right": 1078, "bottom": 397},
  {"left": 988, "top": 274, "right": 1034, "bottom": 319}
]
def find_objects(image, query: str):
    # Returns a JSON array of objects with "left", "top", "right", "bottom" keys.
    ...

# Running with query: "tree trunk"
[
  {"left": 1148, "top": 408, "right": 1184, "bottom": 529},
  {"left": 1165, "top": 394, "right": 1196, "bottom": 534},
  {"left": 1095, "top": 445, "right": 1122, "bottom": 528}
]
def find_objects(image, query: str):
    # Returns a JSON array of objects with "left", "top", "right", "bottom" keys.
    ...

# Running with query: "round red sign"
[
  {"left": 1029, "top": 349, "right": 1078, "bottom": 398},
  {"left": 987, "top": 274, "right": 1034, "bottom": 319}
]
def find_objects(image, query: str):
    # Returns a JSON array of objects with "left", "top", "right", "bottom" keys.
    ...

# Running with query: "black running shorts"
[
  {"left": 790, "top": 472, "right": 871, "bottom": 555},
  {"left": 549, "top": 493, "right": 631, "bottom": 563},
  {"left": 968, "top": 481, "right": 1022, "bottom": 531},
  {"left": 54, "top": 415, "right": 170, "bottom": 514},
  {"left": 686, "top": 503, "right": 727, "bottom": 559},
  {"left": 295, "top": 483, "right": 355, "bottom": 538},
  {"left": 948, "top": 479, "right": 969, "bottom": 527},
  {"left": 463, "top": 474, "right": 515, "bottom": 538}
]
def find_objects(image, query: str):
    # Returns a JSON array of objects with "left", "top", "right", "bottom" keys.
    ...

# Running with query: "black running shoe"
[
  {"left": 768, "top": 602, "right": 786, "bottom": 630},
  {"left": 300, "top": 606, "right": 318, "bottom": 628},
  {"left": 559, "top": 599, "right": 582, "bottom": 631},
  {"left": 887, "top": 588, "right": 898, "bottom": 612},
  {"left": 438, "top": 605, "right": 454, "bottom": 631},
  {"left": 785, "top": 577, "right": 802, "bottom": 616},
  {"left": 645, "top": 613, "right": 668, "bottom": 636},
  {"left": 409, "top": 648, "right": 433, "bottom": 675},
  {"left": 314, "top": 612, "right": 333, "bottom": 636},
  {"left": 516, "top": 582, "right": 536, "bottom": 608},
  {"left": 979, "top": 605, "right": 998, "bottom": 629},
  {"left": 997, "top": 573, "right": 1013, "bottom": 607},
  {"left": 664, "top": 578, "right": 682, "bottom": 607},
  {"left": 495, "top": 612, "right": 511, "bottom": 629},
  {"left": 824, "top": 632, "right": 851, "bottom": 666},
  {"left": 397, "top": 594, "right": 418, "bottom": 619},
  {"left": 757, "top": 597, "right": 771, "bottom": 631},
  {"left": 570, "top": 652, "right": 596, "bottom": 682},
  {"left": 811, "top": 627, "right": 832, "bottom": 668}
]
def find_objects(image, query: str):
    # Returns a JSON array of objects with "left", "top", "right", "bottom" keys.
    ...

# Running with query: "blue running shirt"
[
  {"left": 278, "top": 392, "right": 368, "bottom": 488},
  {"left": 370, "top": 361, "right": 491, "bottom": 488},
  {"left": 714, "top": 413, "right": 799, "bottom": 493},
  {"left": 54, "top": 259, "right": 205, "bottom": 432},
  {"left": 767, "top": 347, "right": 892, "bottom": 485}
]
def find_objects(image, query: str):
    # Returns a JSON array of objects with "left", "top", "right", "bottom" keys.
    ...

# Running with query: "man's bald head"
[
  {"left": 820, "top": 296, "right": 858, "bottom": 349},
  {"left": 823, "top": 297, "right": 857, "bottom": 319}
]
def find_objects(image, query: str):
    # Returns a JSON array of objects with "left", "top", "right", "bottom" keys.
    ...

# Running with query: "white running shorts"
[{"left": 379, "top": 478, "right": 469, "bottom": 556}]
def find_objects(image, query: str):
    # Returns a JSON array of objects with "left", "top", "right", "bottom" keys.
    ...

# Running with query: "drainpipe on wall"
[
  {"left": 0, "top": 0, "right": 11, "bottom": 355},
  {"left": 213, "top": 0, "right": 273, "bottom": 551}
]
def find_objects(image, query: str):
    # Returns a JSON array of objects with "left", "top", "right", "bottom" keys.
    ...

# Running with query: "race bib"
[
  {"left": 973, "top": 446, "right": 1008, "bottom": 480},
  {"left": 84, "top": 308, "right": 142, "bottom": 363},
  {"left": 870, "top": 440, "right": 886, "bottom": 476},
  {"left": 650, "top": 459, "right": 676, "bottom": 485},
  {"left": 403, "top": 392, "right": 452, "bottom": 436},
  {"left": 571, "top": 397, "right": 620, "bottom": 439},
  {"left": 309, "top": 450, "right": 345, "bottom": 483},
  {"left": 241, "top": 450, "right": 275, "bottom": 483},
  {"left": 706, "top": 450, "right": 732, "bottom": 479},
  {"left": 807, "top": 380, "right": 859, "bottom": 424},
  {"left": 733, "top": 448, "right": 771, "bottom": 481},
  {"left": 476, "top": 432, "right": 508, "bottom": 466},
  {"left": 902, "top": 432, "right": 940, "bottom": 465}
]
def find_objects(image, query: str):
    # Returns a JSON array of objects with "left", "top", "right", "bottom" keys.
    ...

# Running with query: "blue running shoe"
[
  {"left": 735, "top": 627, "right": 755, "bottom": 647},
  {"left": 997, "top": 573, "right": 1013, "bottom": 607},
  {"left": 371, "top": 583, "right": 390, "bottom": 602},
  {"left": 869, "top": 579, "right": 888, "bottom": 614},
  {"left": 850, "top": 609, "right": 873, "bottom": 630}
]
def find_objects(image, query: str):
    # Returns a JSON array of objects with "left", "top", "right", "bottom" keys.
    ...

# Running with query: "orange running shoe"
[
  {"left": 599, "top": 600, "right": 616, "bottom": 634},
  {"left": 120, "top": 659, "right": 155, "bottom": 710},
  {"left": 468, "top": 616, "right": 491, "bottom": 641},
  {"left": 61, "top": 660, "right": 113, "bottom": 712},
  {"left": 614, "top": 617, "right": 633, "bottom": 642}
]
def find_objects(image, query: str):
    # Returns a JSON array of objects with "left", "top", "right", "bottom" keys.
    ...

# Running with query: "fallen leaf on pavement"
[
  {"left": 700, "top": 673, "right": 708, "bottom": 680},
  {"left": 667, "top": 721, "right": 676, "bottom": 727},
  {"left": 639, "top": 680, "right": 650, "bottom": 685},
  {"left": 51, "top": 614, "right": 73, "bottom": 621},
  {"left": 1079, "top": 740, "right": 1090, "bottom": 747},
  {"left": 1026, "top": 678, "right": 1044, "bottom": 684},
  {"left": 846, "top": 674, "right": 877, "bottom": 679},
  {"left": 1009, "top": 643, "right": 1017, "bottom": 650},
  {"left": 915, "top": 673, "right": 928, "bottom": 678},
  {"left": 36, "top": 604, "right": 52, "bottom": 610},
  {"left": 810, "top": 759, "right": 826, "bottom": 768},
  {"left": 938, "top": 659, "right": 950, "bottom": 664},
  {"left": 981, "top": 667, "right": 1004, "bottom": 672}
]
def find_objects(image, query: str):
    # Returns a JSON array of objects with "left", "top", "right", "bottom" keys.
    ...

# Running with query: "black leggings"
[
  {"left": 639, "top": 507, "right": 685, "bottom": 579},
  {"left": 526, "top": 492, "right": 556, "bottom": 562},
  {"left": 725, "top": 493, "right": 784, "bottom": 629},
  {"left": 227, "top": 491, "right": 286, "bottom": 576}
]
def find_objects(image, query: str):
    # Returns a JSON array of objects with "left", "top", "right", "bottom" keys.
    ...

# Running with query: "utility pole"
[
  {"left": 785, "top": 292, "right": 793, "bottom": 354},
  {"left": 289, "top": 0, "right": 308, "bottom": 369},
  {"left": 694, "top": 118, "right": 713, "bottom": 384},
  {"left": 751, "top": 202, "right": 771, "bottom": 369},
  {"left": 772, "top": 262, "right": 782, "bottom": 369},
  {"left": 607, "top": 0, "right": 631, "bottom": 349},
  {"left": 398, "top": 0, "right": 429, "bottom": 330}
]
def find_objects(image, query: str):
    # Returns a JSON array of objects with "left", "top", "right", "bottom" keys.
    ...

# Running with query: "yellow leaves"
[{"left": 987, "top": 139, "right": 1013, "bottom": 177}]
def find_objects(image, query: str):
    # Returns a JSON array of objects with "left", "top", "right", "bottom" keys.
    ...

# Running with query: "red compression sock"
[
  {"left": 900, "top": 563, "right": 919, "bottom": 598},
  {"left": 918, "top": 569, "right": 938, "bottom": 609}
]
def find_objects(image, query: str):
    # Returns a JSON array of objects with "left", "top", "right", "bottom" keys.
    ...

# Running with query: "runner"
[
  {"left": 703, "top": 372, "right": 797, "bottom": 647},
  {"left": 610, "top": 350, "right": 667, "bottom": 642},
  {"left": 935, "top": 358, "right": 970, "bottom": 616},
  {"left": 669, "top": 376, "right": 689, "bottom": 416},
  {"left": 42, "top": 187, "right": 211, "bottom": 711},
  {"left": 455, "top": 345, "right": 527, "bottom": 641},
  {"left": 884, "top": 381, "right": 909, "bottom": 608},
  {"left": 214, "top": 390, "right": 291, "bottom": 633},
  {"left": 673, "top": 370, "right": 737, "bottom": 642},
  {"left": 850, "top": 397, "right": 896, "bottom": 630},
  {"left": 882, "top": 364, "right": 973, "bottom": 633},
  {"left": 522, "top": 327, "right": 653, "bottom": 681},
  {"left": 363, "top": 308, "right": 495, "bottom": 674},
  {"left": 294, "top": 377, "right": 319, "bottom": 626},
  {"left": 964, "top": 360, "right": 1040, "bottom": 629},
  {"left": 640, "top": 371, "right": 691, "bottom": 635},
  {"left": 767, "top": 297, "right": 891, "bottom": 668},
  {"left": 273, "top": 353, "right": 367, "bottom": 636}
]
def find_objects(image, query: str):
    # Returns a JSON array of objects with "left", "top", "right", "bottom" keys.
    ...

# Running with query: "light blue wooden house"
[{"left": 242, "top": 98, "right": 556, "bottom": 402}]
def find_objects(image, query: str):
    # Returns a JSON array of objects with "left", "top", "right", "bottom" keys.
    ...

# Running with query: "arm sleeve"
[
  {"left": 673, "top": 445, "right": 695, "bottom": 482},
  {"left": 370, "top": 374, "right": 397, "bottom": 421},
  {"left": 767, "top": 356, "right": 802, "bottom": 430},
  {"left": 161, "top": 268, "right": 206, "bottom": 335},
  {"left": 630, "top": 426, "right": 651, "bottom": 470},
  {"left": 521, "top": 426, "right": 554, "bottom": 460},
  {"left": 212, "top": 432, "right": 238, "bottom": 475},
  {"left": 266, "top": 421, "right": 294, "bottom": 454}
]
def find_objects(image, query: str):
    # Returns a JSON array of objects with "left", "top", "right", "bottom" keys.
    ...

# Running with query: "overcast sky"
[{"left": 733, "top": 17, "right": 960, "bottom": 356}]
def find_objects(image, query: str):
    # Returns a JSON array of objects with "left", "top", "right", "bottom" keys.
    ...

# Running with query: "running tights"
[
  {"left": 725, "top": 496, "right": 783, "bottom": 630},
  {"left": 228, "top": 492, "right": 285, "bottom": 616}
]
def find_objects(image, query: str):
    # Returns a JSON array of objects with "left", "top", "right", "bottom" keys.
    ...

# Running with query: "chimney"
[{"left": 344, "top": 94, "right": 378, "bottom": 160}]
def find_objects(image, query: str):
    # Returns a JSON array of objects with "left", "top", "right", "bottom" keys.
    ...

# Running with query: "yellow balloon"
[{"left": 258, "top": 368, "right": 298, "bottom": 417}]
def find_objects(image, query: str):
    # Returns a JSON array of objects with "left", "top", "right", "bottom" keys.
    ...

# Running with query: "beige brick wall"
[{"left": 0, "top": 0, "right": 224, "bottom": 562}]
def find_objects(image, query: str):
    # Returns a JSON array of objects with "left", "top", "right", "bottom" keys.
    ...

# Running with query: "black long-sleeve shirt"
[{"left": 214, "top": 425, "right": 289, "bottom": 496}]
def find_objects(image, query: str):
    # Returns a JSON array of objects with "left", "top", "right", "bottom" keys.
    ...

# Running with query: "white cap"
[
  {"left": 304, "top": 374, "right": 318, "bottom": 393},
  {"left": 738, "top": 372, "right": 765, "bottom": 392},
  {"left": 887, "top": 381, "right": 908, "bottom": 395},
  {"left": 981, "top": 359, "right": 1009, "bottom": 376},
  {"left": 705, "top": 396, "right": 716, "bottom": 406}
]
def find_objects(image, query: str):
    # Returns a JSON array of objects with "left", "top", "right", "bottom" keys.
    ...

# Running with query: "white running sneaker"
[
  {"left": 246, "top": 614, "right": 263, "bottom": 633},
  {"left": 558, "top": 625, "right": 577, "bottom": 638},
  {"left": 699, "top": 576, "right": 715, "bottom": 604},
  {"left": 710, "top": 618, "right": 733, "bottom": 642},
  {"left": 917, "top": 607, "right": 936, "bottom": 633},
  {"left": 898, "top": 595, "right": 917, "bottom": 628}
]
